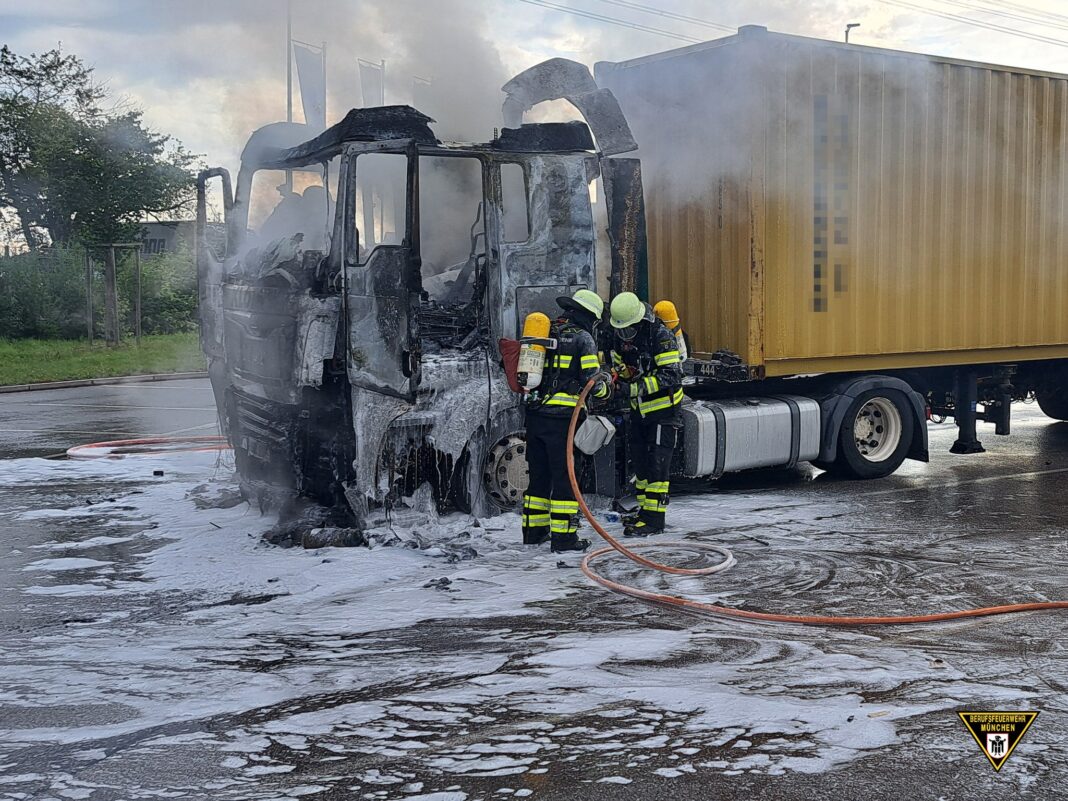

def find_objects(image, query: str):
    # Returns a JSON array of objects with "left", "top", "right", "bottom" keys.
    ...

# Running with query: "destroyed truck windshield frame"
[{"left": 339, "top": 141, "right": 512, "bottom": 264}]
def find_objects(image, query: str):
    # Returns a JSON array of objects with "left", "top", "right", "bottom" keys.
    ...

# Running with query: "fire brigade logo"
[{"left": 958, "top": 711, "right": 1039, "bottom": 771}]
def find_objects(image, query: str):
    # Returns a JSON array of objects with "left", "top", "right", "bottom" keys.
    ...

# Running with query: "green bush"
[
  {"left": 0, "top": 248, "right": 88, "bottom": 339},
  {"left": 0, "top": 244, "right": 200, "bottom": 340}
]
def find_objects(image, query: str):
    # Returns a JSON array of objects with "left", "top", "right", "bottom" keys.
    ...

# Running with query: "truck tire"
[
  {"left": 1036, "top": 388, "right": 1068, "bottom": 421},
  {"left": 823, "top": 388, "right": 914, "bottom": 479}
]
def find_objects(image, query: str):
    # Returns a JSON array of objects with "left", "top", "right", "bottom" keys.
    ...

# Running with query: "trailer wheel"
[
  {"left": 1036, "top": 388, "right": 1068, "bottom": 421},
  {"left": 824, "top": 388, "right": 914, "bottom": 479}
]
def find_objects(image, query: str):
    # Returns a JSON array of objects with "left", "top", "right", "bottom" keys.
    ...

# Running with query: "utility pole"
[{"left": 845, "top": 23, "right": 860, "bottom": 43}]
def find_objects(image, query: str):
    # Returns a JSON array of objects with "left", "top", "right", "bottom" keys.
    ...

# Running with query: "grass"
[{"left": 0, "top": 332, "right": 206, "bottom": 386}]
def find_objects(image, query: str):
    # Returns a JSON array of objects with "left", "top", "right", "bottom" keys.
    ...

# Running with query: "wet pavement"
[
  {"left": 0, "top": 389, "right": 1065, "bottom": 800},
  {"left": 0, "top": 378, "right": 219, "bottom": 459}
]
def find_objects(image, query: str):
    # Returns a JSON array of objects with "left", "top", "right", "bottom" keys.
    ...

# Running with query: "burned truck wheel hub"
[{"left": 483, "top": 435, "right": 529, "bottom": 510}]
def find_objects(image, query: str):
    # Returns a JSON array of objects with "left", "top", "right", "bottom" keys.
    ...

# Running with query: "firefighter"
[
  {"left": 521, "top": 289, "right": 612, "bottom": 552},
  {"left": 608, "top": 291, "right": 685, "bottom": 537}
]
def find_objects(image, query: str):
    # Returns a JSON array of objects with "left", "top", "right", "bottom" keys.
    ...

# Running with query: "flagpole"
[
  {"left": 380, "top": 59, "right": 386, "bottom": 105},
  {"left": 285, "top": 0, "right": 293, "bottom": 191},
  {"left": 318, "top": 41, "right": 326, "bottom": 194}
]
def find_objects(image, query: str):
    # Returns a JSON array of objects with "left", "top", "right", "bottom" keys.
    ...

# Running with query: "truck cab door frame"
[
  {"left": 338, "top": 139, "right": 423, "bottom": 402},
  {"left": 485, "top": 153, "right": 597, "bottom": 342}
]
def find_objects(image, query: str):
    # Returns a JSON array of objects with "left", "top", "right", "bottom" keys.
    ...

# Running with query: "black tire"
[
  {"left": 824, "top": 388, "right": 915, "bottom": 480},
  {"left": 1036, "top": 388, "right": 1068, "bottom": 421}
]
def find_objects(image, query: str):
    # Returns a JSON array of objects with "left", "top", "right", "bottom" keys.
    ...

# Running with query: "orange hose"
[
  {"left": 67, "top": 435, "right": 231, "bottom": 459},
  {"left": 566, "top": 378, "right": 1068, "bottom": 626}
]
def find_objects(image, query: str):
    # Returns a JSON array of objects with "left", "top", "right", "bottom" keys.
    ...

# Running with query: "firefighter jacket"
[
  {"left": 612, "top": 317, "right": 685, "bottom": 419},
  {"left": 526, "top": 316, "right": 610, "bottom": 417}
]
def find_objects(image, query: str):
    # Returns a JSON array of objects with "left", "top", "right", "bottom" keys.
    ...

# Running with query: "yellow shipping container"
[{"left": 598, "top": 26, "right": 1068, "bottom": 377}]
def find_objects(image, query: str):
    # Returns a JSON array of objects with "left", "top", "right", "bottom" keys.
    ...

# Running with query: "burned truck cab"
[{"left": 196, "top": 84, "right": 641, "bottom": 527}]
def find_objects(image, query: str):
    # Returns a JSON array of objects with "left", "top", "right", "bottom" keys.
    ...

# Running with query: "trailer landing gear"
[{"left": 951, "top": 370, "right": 986, "bottom": 455}]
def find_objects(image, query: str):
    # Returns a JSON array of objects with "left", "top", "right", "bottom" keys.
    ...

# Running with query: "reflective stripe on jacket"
[
  {"left": 527, "top": 318, "right": 609, "bottom": 415},
  {"left": 613, "top": 318, "right": 685, "bottom": 418}
]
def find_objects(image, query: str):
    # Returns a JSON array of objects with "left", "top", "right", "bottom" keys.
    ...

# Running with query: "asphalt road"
[
  {"left": 0, "top": 378, "right": 220, "bottom": 458},
  {"left": 0, "top": 381, "right": 1065, "bottom": 800}
]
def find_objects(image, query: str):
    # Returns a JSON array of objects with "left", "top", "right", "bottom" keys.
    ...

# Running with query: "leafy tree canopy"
[{"left": 0, "top": 44, "right": 197, "bottom": 248}]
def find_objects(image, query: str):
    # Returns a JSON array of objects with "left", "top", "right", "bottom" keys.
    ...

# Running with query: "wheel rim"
[
  {"left": 482, "top": 434, "right": 529, "bottom": 510},
  {"left": 852, "top": 397, "right": 902, "bottom": 463}
]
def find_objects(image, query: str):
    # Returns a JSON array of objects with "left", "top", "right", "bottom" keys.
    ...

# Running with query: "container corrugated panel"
[{"left": 599, "top": 28, "right": 1068, "bottom": 377}]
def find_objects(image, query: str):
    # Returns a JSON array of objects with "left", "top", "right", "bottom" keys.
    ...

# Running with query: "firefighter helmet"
[
  {"left": 610, "top": 292, "right": 645, "bottom": 329},
  {"left": 557, "top": 288, "right": 605, "bottom": 319}
]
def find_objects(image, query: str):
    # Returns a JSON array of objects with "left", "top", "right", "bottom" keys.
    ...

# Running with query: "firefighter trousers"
[
  {"left": 522, "top": 412, "right": 581, "bottom": 547},
  {"left": 629, "top": 411, "right": 680, "bottom": 530}
]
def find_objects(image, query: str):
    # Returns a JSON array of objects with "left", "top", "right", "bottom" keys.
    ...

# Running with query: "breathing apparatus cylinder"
[
  {"left": 654, "top": 300, "right": 688, "bottom": 362},
  {"left": 518, "top": 312, "right": 551, "bottom": 391}
]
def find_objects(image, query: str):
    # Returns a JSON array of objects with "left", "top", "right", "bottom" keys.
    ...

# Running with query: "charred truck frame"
[{"left": 196, "top": 60, "right": 657, "bottom": 528}]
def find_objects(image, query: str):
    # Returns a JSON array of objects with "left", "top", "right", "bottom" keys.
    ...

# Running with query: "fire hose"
[
  {"left": 566, "top": 378, "right": 1068, "bottom": 625},
  {"left": 67, "top": 436, "right": 231, "bottom": 459}
]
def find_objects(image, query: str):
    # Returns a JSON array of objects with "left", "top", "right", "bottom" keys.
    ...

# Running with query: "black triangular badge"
[{"left": 958, "top": 711, "right": 1039, "bottom": 771}]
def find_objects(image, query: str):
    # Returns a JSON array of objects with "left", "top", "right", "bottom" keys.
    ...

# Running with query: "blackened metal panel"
[
  {"left": 221, "top": 284, "right": 301, "bottom": 405},
  {"left": 495, "top": 155, "right": 597, "bottom": 341},
  {"left": 602, "top": 157, "right": 649, "bottom": 299},
  {"left": 346, "top": 246, "right": 420, "bottom": 401}
]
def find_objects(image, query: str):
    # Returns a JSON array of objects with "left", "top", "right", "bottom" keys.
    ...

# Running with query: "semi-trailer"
[{"left": 599, "top": 25, "right": 1068, "bottom": 479}]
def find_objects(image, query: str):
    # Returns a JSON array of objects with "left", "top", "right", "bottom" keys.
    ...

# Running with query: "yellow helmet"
[
  {"left": 610, "top": 292, "right": 645, "bottom": 329},
  {"left": 558, "top": 288, "right": 604, "bottom": 319}
]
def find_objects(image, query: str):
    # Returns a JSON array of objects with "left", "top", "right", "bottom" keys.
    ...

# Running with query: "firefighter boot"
[
  {"left": 623, "top": 520, "right": 663, "bottom": 538},
  {"left": 523, "top": 529, "right": 550, "bottom": 545},
  {"left": 550, "top": 532, "right": 591, "bottom": 553}
]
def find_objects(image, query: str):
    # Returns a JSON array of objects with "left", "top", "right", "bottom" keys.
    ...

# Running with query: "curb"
[{"left": 0, "top": 371, "right": 209, "bottom": 394}]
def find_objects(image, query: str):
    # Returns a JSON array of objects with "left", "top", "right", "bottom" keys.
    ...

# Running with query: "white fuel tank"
[{"left": 680, "top": 396, "right": 821, "bottom": 478}]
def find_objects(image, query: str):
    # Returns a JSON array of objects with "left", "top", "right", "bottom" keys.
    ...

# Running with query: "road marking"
[
  {"left": 711, "top": 465, "right": 1068, "bottom": 508},
  {"left": 859, "top": 466, "right": 1068, "bottom": 496},
  {"left": 54, "top": 384, "right": 215, "bottom": 392},
  {"left": 0, "top": 402, "right": 217, "bottom": 411},
  {"left": 160, "top": 422, "right": 221, "bottom": 436},
  {"left": 0, "top": 429, "right": 144, "bottom": 436}
]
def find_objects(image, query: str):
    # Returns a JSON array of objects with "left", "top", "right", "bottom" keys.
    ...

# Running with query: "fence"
[{"left": 0, "top": 246, "right": 199, "bottom": 341}]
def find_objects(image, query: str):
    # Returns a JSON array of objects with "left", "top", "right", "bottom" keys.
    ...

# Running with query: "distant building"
[{"left": 139, "top": 221, "right": 224, "bottom": 255}]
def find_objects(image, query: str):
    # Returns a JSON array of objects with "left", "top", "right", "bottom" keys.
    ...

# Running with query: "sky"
[{"left": 4, "top": 0, "right": 1068, "bottom": 187}]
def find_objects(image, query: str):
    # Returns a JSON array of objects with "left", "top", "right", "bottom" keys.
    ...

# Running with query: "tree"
[{"left": 0, "top": 45, "right": 196, "bottom": 249}]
